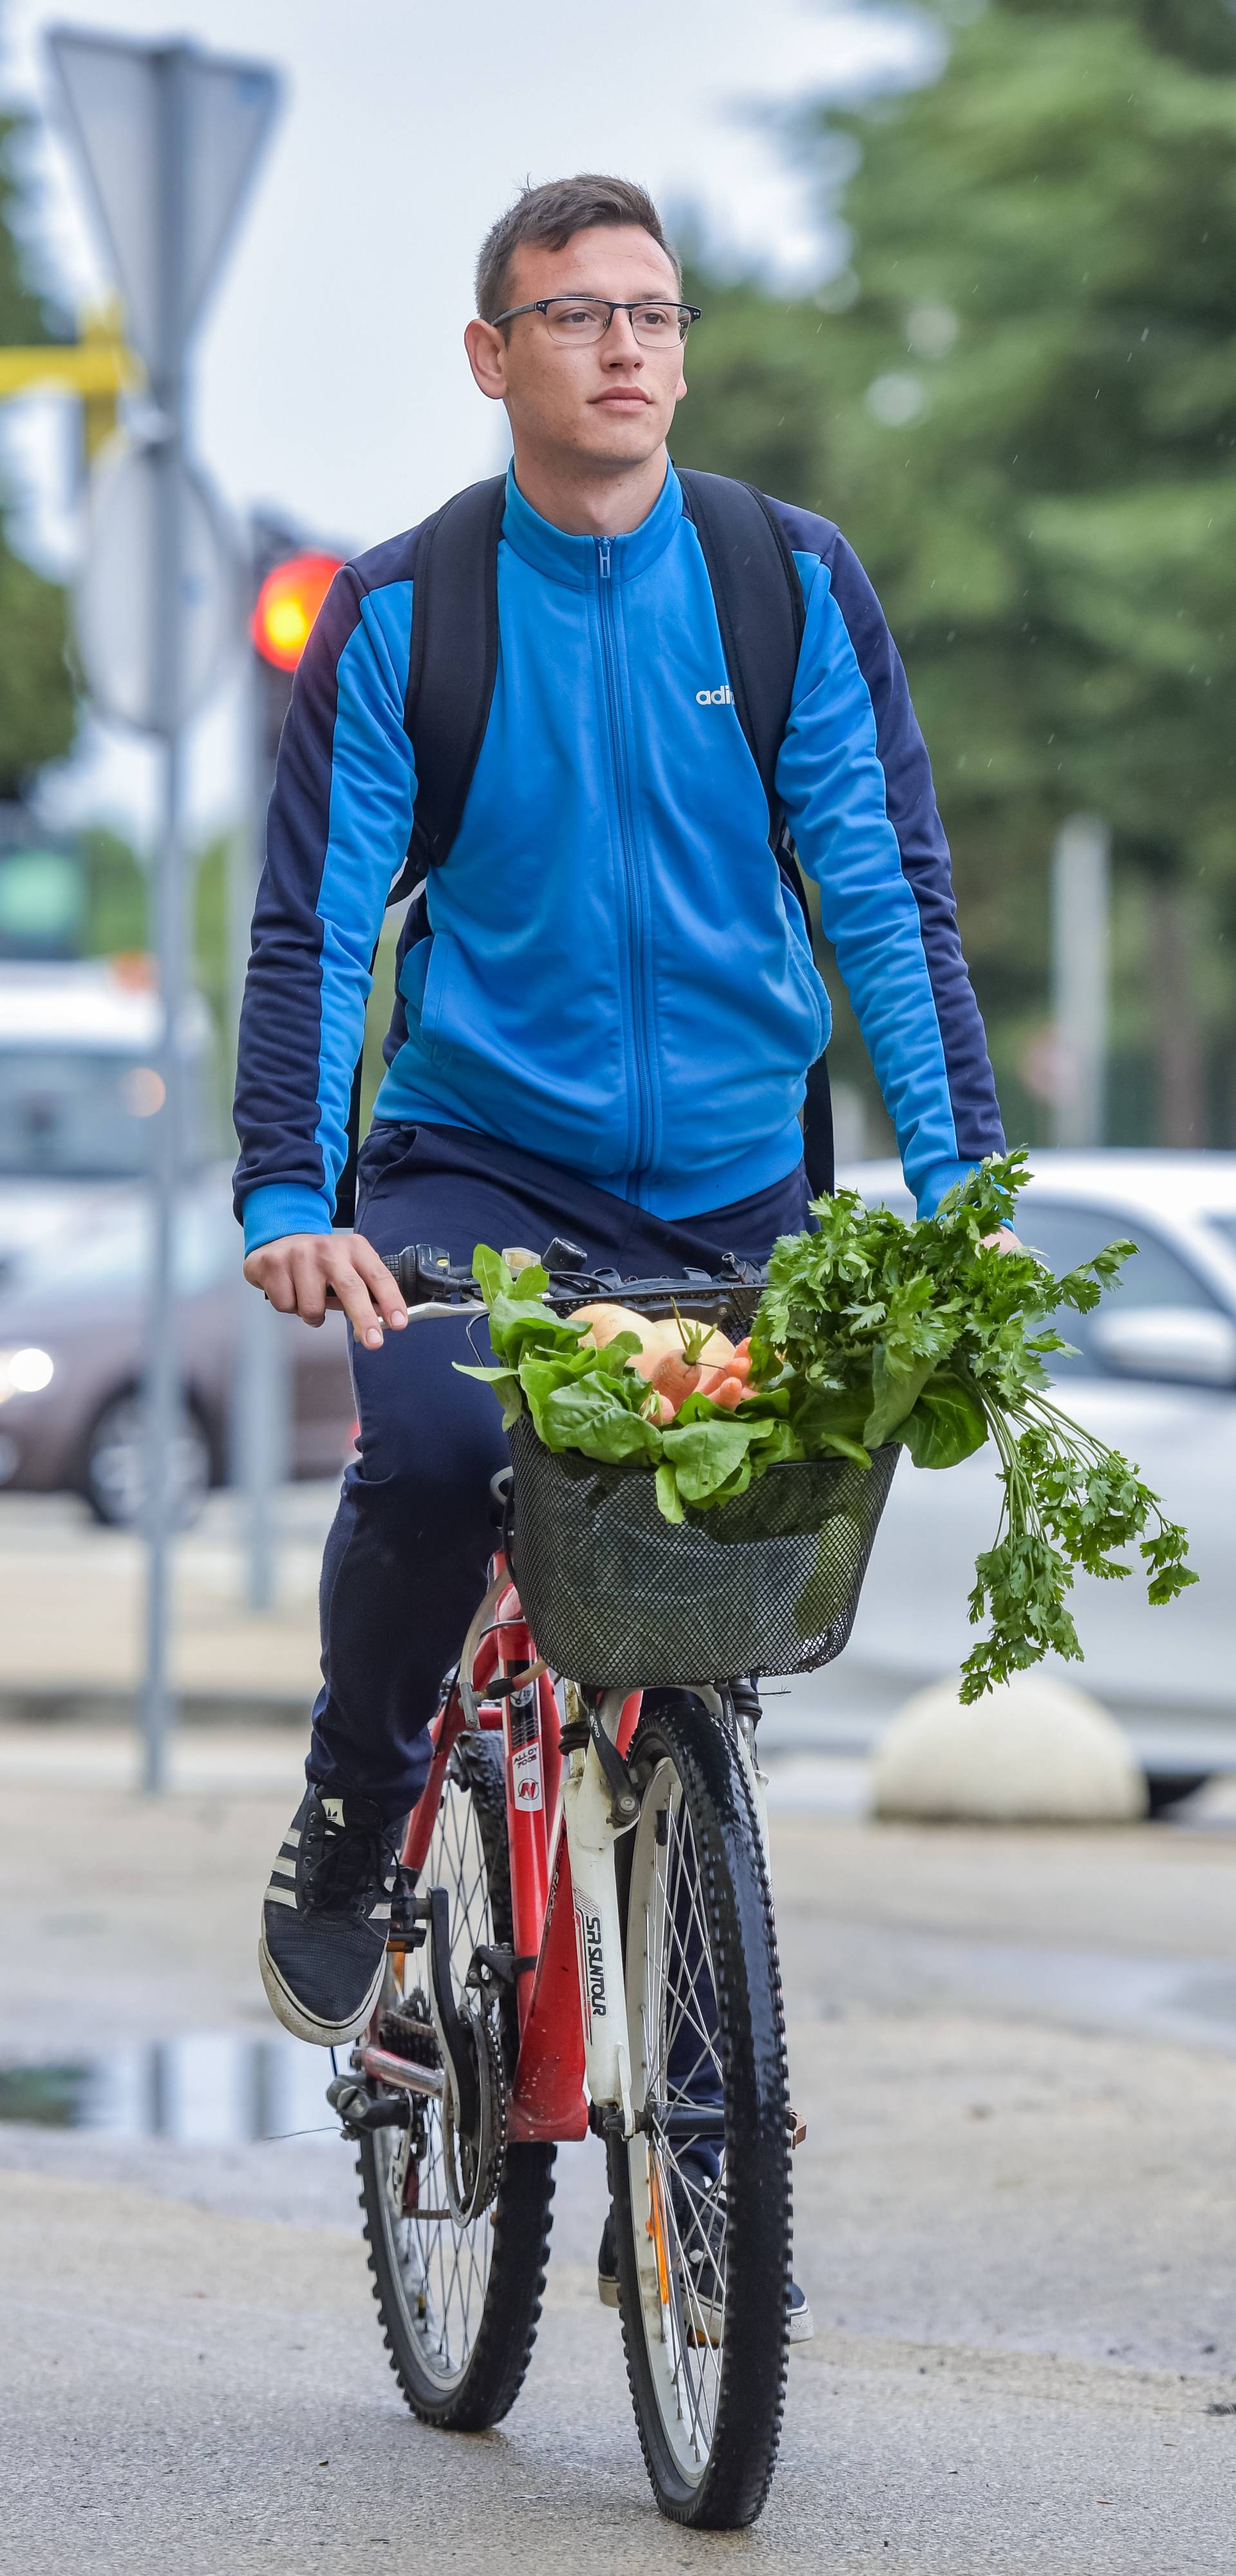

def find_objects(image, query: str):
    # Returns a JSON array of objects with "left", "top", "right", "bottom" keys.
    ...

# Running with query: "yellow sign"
[{"left": 0, "top": 303, "right": 140, "bottom": 457}]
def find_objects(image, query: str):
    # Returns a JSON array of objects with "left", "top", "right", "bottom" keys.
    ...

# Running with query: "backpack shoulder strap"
[
  {"left": 397, "top": 473, "right": 506, "bottom": 887},
  {"left": 678, "top": 468, "right": 832, "bottom": 1200},
  {"left": 336, "top": 477, "right": 502, "bottom": 1223},
  {"left": 676, "top": 468, "right": 805, "bottom": 835}
]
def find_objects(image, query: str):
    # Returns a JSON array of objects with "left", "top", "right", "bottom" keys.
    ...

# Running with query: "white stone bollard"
[{"left": 871, "top": 1668, "right": 1147, "bottom": 1824}]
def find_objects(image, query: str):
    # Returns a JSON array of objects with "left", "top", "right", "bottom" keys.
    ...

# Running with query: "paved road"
[{"left": 2, "top": 1735, "right": 1235, "bottom": 2571}]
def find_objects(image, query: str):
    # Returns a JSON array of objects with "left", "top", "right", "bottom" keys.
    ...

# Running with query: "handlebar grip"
[
  {"left": 384, "top": 1247, "right": 417, "bottom": 1300},
  {"left": 386, "top": 1243, "right": 474, "bottom": 1302}
]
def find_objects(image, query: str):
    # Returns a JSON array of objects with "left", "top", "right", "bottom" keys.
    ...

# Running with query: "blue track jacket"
[{"left": 234, "top": 464, "right": 1004, "bottom": 1253}]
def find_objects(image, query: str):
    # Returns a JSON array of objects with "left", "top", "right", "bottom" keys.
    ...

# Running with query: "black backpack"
[{"left": 335, "top": 467, "right": 832, "bottom": 1224}]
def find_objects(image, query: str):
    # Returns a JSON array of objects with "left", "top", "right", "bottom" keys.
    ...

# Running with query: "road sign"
[
  {"left": 47, "top": 28, "right": 279, "bottom": 379},
  {"left": 75, "top": 439, "right": 238, "bottom": 734}
]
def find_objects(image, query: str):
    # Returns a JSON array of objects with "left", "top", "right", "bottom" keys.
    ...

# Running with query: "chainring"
[{"left": 442, "top": 1998, "right": 506, "bottom": 2225}]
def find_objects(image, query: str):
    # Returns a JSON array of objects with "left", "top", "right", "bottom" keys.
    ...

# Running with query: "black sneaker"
[
  {"left": 258, "top": 1786, "right": 404, "bottom": 2047},
  {"left": 596, "top": 2202, "right": 815, "bottom": 2343}
]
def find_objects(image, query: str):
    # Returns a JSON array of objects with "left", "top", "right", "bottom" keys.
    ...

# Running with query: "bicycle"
[{"left": 326, "top": 1241, "right": 897, "bottom": 2528}]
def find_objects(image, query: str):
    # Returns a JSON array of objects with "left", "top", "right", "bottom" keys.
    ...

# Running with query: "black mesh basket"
[{"left": 507, "top": 1413, "right": 899, "bottom": 1690}]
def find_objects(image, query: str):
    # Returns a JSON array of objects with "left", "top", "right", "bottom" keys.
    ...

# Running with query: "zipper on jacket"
[{"left": 595, "top": 536, "right": 654, "bottom": 1182}]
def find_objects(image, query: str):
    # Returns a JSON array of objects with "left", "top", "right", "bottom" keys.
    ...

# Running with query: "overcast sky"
[{"left": 0, "top": 0, "right": 929, "bottom": 847}]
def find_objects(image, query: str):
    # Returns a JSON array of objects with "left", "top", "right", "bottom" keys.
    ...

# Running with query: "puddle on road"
[{"left": 0, "top": 2032, "right": 335, "bottom": 2144}]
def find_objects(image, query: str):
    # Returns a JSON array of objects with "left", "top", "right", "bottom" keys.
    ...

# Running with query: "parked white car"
[
  {"left": 0, "top": 960, "right": 217, "bottom": 1282},
  {"left": 829, "top": 1152, "right": 1236, "bottom": 1801}
]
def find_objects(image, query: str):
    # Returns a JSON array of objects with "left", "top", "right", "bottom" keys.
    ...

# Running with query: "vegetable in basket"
[{"left": 458, "top": 1151, "right": 1196, "bottom": 1700}]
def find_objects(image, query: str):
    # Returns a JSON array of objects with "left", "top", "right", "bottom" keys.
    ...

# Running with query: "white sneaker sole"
[{"left": 258, "top": 1924, "right": 384, "bottom": 2049}]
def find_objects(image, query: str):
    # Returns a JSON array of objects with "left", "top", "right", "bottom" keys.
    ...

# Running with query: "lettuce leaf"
[{"left": 895, "top": 1369, "right": 988, "bottom": 1470}]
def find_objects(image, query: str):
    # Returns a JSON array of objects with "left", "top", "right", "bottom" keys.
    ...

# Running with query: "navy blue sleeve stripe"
[
  {"left": 232, "top": 567, "right": 360, "bottom": 1222},
  {"left": 312, "top": 583, "right": 416, "bottom": 1204},
  {"left": 773, "top": 502, "right": 1004, "bottom": 1168},
  {"left": 232, "top": 555, "right": 417, "bottom": 1236}
]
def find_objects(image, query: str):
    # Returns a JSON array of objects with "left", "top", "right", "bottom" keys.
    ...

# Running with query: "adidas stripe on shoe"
[{"left": 258, "top": 1785, "right": 404, "bottom": 2047}]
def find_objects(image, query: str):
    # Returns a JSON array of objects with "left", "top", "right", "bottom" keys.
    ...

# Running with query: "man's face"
[{"left": 466, "top": 225, "right": 688, "bottom": 471}]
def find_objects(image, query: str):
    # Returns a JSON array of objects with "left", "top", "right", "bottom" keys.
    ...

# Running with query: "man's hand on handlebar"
[{"left": 243, "top": 1233, "right": 407, "bottom": 1349}]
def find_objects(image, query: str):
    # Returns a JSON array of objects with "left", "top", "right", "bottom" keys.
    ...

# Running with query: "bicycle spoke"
[
  {"left": 655, "top": 2142, "right": 720, "bottom": 2456},
  {"left": 630, "top": 1761, "right": 729, "bottom": 2472},
  {"left": 618, "top": 1705, "right": 792, "bottom": 2521},
  {"left": 380, "top": 1768, "right": 496, "bottom": 2385}
]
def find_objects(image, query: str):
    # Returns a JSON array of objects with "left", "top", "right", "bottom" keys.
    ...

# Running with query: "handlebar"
[{"left": 382, "top": 1237, "right": 767, "bottom": 1331}]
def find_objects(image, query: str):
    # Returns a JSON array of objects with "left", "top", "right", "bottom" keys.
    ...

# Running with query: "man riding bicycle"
[{"left": 234, "top": 175, "right": 1006, "bottom": 2313}]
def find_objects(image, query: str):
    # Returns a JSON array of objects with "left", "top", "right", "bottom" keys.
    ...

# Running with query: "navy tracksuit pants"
[{"left": 308, "top": 1119, "right": 810, "bottom": 1818}]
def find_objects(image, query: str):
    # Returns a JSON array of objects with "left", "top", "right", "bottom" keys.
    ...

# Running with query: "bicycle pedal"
[
  {"left": 326, "top": 2074, "right": 409, "bottom": 2135},
  {"left": 388, "top": 1871, "right": 429, "bottom": 1945}
]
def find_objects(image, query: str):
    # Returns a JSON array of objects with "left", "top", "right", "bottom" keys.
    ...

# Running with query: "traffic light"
[
  {"left": 250, "top": 550, "right": 343, "bottom": 672},
  {"left": 248, "top": 517, "right": 346, "bottom": 766}
]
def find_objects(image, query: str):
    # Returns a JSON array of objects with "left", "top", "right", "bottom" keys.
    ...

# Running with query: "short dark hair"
[{"left": 475, "top": 174, "right": 680, "bottom": 324}]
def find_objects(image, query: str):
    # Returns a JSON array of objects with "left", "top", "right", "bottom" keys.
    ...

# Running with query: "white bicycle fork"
[{"left": 557, "top": 1685, "right": 771, "bottom": 2140}]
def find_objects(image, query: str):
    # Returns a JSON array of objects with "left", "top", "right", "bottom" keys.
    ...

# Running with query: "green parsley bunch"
[{"left": 747, "top": 1148, "right": 1196, "bottom": 1696}]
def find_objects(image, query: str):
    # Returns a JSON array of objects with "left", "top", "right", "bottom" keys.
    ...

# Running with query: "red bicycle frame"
[{"left": 362, "top": 1542, "right": 641, "bottom": 2143}]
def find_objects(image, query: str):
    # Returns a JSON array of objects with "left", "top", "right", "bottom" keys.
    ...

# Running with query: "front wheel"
[{"left": 609, "top": 1693, "right": 792, "bottom": 2528}]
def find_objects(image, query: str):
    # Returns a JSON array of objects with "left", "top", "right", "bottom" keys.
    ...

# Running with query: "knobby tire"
[
  {"left": 608, "top": 1692, "right": 792, "bottom": 2526},
  {"left": 358, "top": 1732, "right": 556, "bottom": 2430}
]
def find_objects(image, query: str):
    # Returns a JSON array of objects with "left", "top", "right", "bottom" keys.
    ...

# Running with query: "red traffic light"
[{"left": 250, "top": 551, "right": 344, "bottom": 672}]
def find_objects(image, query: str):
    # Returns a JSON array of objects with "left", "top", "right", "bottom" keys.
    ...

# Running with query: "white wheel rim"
[
  {"left": 373, "top": 1763, "right": 498, "bottom": 2389},
  {"left": 624, "top": 1755, "right": 727, "bottom": 2482}
]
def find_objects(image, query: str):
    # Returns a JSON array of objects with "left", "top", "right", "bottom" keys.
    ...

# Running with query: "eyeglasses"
[{"left": 491, "top": 296, "right": 702, "bottom": 348}]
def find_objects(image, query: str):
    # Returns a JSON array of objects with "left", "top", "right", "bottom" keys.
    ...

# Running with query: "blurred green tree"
[
  {"left": 0, "top": 102, "right": 77, "bottom": 793},
  {"left": 79, "top": 824, "right": 146, "bottom": 956},
  {"left": 675, "top": 0, "right": 1236, "bottom": 1146}
]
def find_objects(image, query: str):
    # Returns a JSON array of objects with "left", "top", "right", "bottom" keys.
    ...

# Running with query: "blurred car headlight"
[{"left": 0, "top": 1346, "right": 55, "bottom": 1401}]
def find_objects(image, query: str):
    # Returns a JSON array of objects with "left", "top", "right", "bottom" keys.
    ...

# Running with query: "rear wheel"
[
  {"left": 609, "top": 1694, "right": 792, "bottom": 2527},
  {"left": 357, "top": 1733, "right": 555, "bottom": 2429}
]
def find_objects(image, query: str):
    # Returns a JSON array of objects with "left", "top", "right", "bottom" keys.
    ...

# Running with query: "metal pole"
[
  {"left": 236, "top": 1292, "right": 290, "bottom": 1610},
  {"left": 1051, "top": 814, "right": 1110, "bottom": 1151},
  {"left": 225, "top": 657, "right": 256, "bottom": 1094},
  {"left": 140, "top": 46, "right": 191, "bottom": 1792},
  {"left": 230, "top": 580, "right": 290, "bottom": 1611}
]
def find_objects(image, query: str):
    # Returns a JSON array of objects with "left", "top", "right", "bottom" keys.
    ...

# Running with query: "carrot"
[
  {"left": 706, "top": 1376, "right": 745, "bottom": 1411},
  {"left": 648, "top": 1303, "right": 733, "bottom": 1410},
  {"left": 651, "top": 1348, "right": 702, "bottom": 1410},
  {"left": 697, "top": 1363, "right": 745, "bottom": 1401}
]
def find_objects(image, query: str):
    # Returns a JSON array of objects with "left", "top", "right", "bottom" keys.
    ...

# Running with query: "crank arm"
[
  {"left": 424, "top": 1884, "right": 480, "bottom": 2133},
  {"left": 635, "top": 2103, "right": 726, "bottom": 2139},
  {"left": 356, "top": 2043, "right": 445, "bottom": 2101}
]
